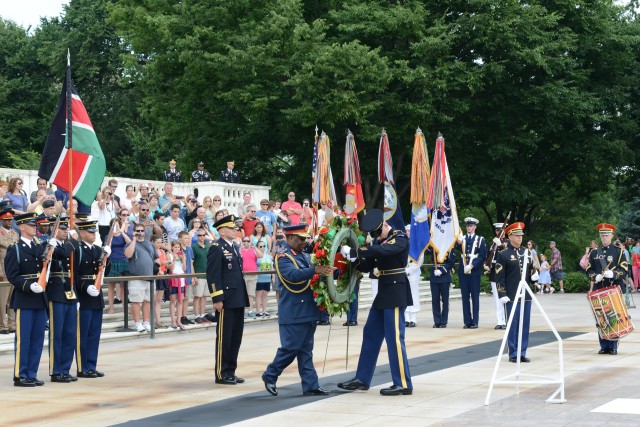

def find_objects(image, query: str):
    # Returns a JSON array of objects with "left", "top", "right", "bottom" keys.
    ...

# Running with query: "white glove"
[
  {"left": 103, "top": 246, "right": 111, "bottom": 257},
  {"left": 604, "top": 270, "right": 614, "bottom": 279},
  {"left": 68, "top": 229, "right": 78, "bottom": 238},
  {"left": 464, "top": 264, "right": 472, "bottom": 274},
  {"left": 30, "top": 282, "right": 43, "bottom": 294},
  {"left": 531, "top": 272, "right": 539, "bottom": 281},
  {"left": 492, "top": 237, "right": 501, "bottom": 247},
  {"left": 457, "top": 234, "right": 464, "bottom": 243},
  {"left": 340, "top": 245, "right": 352, "bottom": 258},
  {"left": 434, "top": 269, "right": 442, "bottom": 277},
  {"left": 49, "top": 239, "right": 59, "bottom": 248},
  {"left": 87, "top": 285, "right": 100, "bottom": 297},
  {"left": 500, "top": 296, "right": 510, "bottom": 303},
  {"left": 595, "top": 274, "right": 603, "bottom": 283}
]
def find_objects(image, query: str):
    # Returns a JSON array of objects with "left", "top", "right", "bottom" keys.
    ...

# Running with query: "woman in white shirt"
[{"left": 93, "top": 186, "right": 118, "bottom": 243}]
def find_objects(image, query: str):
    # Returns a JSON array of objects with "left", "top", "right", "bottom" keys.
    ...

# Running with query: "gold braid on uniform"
[{"left": 275, "top": 253, "right": 310, "bottom": 294}]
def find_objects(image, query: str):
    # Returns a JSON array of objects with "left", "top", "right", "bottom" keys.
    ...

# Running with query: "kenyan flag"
[{"left": 39, "top": 65, "right": 106, "bottom": 206}]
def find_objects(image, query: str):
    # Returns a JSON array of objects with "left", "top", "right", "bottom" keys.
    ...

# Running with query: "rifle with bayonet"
[
  {"left": 94, "top": 219, "right": 116, "bottom": 290},
  {"left": 38, "top": 215, "right": 63, "bottom": 291},
  {"left": 483, "top": 211, "right": 511, "bottom": 275}
]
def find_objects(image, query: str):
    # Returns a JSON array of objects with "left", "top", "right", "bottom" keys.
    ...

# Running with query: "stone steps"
[{"left": 0, "top": 279, "right": 462, "bottom": 355}]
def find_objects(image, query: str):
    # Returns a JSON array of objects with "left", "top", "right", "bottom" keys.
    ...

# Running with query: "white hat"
[
  {"left": 493, "top": 222, "right": 503, "bottom": 229},
  {"left": 464, "top": 217, "right": 479, "bottom": 225}
]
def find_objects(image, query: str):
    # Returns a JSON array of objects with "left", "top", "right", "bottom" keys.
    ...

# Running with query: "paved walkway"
[{"left": 1, "top": 292, "right": 639, "bottom": 426}]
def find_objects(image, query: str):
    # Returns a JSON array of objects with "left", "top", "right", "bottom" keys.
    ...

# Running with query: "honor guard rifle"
[
  {"left": 94, "top": 219, "right": 116, "bottom": 290},
  {"left": 483, "top": 211, "right": 512, "bottom": 275},
  {"left": 38, "top": 215, "right": 63, "bottom": 291}
]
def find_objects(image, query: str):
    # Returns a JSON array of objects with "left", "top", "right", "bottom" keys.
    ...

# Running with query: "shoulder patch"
[
  {"left": 386, "top": 239, "right": 396, "bottom": 245},
  {"left": 212, "top": 242, "right": 219, "bottom": 246}
]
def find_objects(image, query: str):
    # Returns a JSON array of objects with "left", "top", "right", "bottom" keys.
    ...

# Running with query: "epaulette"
[{"left": 212, "top": 242, "right": 219, "bottom": 246}]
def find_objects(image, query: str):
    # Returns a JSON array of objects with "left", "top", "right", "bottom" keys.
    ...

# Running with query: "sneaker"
[
  {"left": 256, "top": 312, "right": 264, "bottom": 317},
  {"left": 559, "top": 289, "right": 565, "bottom": 293},
  {"left": 263, "top": 311, "right": 270, "bottom": 317},
  {"left": 195, "top": 317, "right": 205, "bottom": 324},
  {"left": 135, "top": 322, "right": 145, "bottom": 333},
  {"left": 248, "top": 311, "right": 256, "bottom": 319},
  {"left": 550, "top": 288, "right": 556, "bottom": 294},
  {"left": 155, "top": 322, "right": 166, "bottom": 328},
  {"left": 180, "top": 316, "right": 194, "bottom": 325},
  {"left": 142, "top": 322, "right": 151, "bottom": 332}
]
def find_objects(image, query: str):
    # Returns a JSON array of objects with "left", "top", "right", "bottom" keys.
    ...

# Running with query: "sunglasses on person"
[
  {"left": 134, "top": 230, "right": 145, "bottom": 234},
  {"left": 213, "top": 199, "right": 221, "bottom": 202},
  {"left": 140, "top": 208, "right": 149, "bottom": 212},
  {"left": 243, "top": 239, "right": 250, "bottom": 243},
  {"left": 197, "top": 234, "right": 206, "bottom": 237}
]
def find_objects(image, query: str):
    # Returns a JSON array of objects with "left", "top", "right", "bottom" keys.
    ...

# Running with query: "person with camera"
[
  {"left": 164, "top": 204, "right": 187, "bottom": 242},
  {"left": 124, "top": 223, "right": 156, "bottom": 332},
  {"left": 94, "top": 186, "right": 119, "bottom": 245},
  {"left": 135, "top": 201, "right": 162, "bottom": 238}
]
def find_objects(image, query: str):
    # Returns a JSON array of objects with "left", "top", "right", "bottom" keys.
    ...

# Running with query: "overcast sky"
[{"left": 0, "top": 0, "right": 69, "bottom": 29}]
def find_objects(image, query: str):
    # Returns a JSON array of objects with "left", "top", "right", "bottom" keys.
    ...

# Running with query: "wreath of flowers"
[{"left": 310, "top": 215, "right": 366, "bottom": 316}]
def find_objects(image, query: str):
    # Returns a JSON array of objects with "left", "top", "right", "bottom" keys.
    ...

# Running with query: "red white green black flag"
[{"left": 38, "top": 61, "right": 105, "bottom": 206}]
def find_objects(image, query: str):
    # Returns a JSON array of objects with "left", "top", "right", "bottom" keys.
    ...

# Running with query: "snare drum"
[{"left": 588, "top": 285, "right": 634, "bottom": 340}]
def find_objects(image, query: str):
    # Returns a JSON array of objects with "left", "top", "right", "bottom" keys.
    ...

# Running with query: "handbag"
[{"left": 579, "top": 253, "right": 590, "bottom": 270}]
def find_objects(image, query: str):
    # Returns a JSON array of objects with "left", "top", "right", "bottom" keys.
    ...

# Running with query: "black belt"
[
  {"left": 79, "top": 275, "right": 97, "bottom": 280},
  {"left": 49, "top": 272, "right": 71, "bottom": 278},
  {"left": 378, "top": 268, "right": 407, "bottom": 277}
]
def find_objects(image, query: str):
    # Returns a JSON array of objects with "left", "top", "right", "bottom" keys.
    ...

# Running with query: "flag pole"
[{"left": 66, "top": 50, "right": 75, "bottom": 228}]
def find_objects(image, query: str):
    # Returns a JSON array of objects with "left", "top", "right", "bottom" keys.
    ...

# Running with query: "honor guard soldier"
[
  {"left": 191, "top": 161, "right": 212, "bottom": 182},
  {"left": 495, "top": 222, "right": 539, "bottom": 363},
  {"left": 0, "top": 204, "right": 19, "bottom": 335},
  {"left": 426, "top": 247, "right": 457, "bottom": 328},
  {"left": 75, "top": 220, "right": 110, "bottom": 378},
  {"left": 261, "top": 224, "right": 332, "bottom": 397},
  {"left": 47, "top": 216, "right": 79, "bottom": 383},
  {"left": 219, "top": 160, "right": 240, "bottom": 183},
  {"left": 337, "top": 209, "right": 414, "bottom": 396},
  {"left": 456, "top": 217, "right": 487, "bottom": 329},
  {"left": 489, "top": 222, "right": 508, "bottom": 330},
  {"left": 207, "top": 214, "right": 249, "bottom": 385},
  {"left": 35, "top": 213, "right": 52, "bottom": 245},
  {"left": 587, "top": 223, "right": 628, "bottom": 355},
  {"left": 163, "top": 159, "right": 184, "bottom": 182},
  {"left": 4, "top": 213, "right": 47, "bottom": 387}
]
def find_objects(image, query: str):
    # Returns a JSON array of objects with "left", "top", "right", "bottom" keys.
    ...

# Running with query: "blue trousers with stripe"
[
  {"left": 459, "top": 273, "right": 481, "bottom": 326},
  {"left": 14, "top": 308, "right": 47, "bottom": 380},
  {"left": 49, "top": 302, "right": 77, "bottom": 376},
  {"left": 506, "top": 301, "right": 531, "bottom": 359},
  {"left": 77, "top": 309, "right": 102, "bottom": 373},
  {"left": 263, "top": 321, "right": 319, "bottom": 392},
  {"left": 355, "top": 307, "right": 412, "bottom": 389}
]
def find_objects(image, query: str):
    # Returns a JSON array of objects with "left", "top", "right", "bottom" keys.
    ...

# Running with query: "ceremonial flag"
[
  {"left": 408, "top": 128, "right": 431, "bottom": 262},
  {"left": 378, "top": 129, "right": 404, "bottom": 231},
  {"left": 343, "top": 130, "right": 365, "bottom": 218},
  {"left": 39, "top": 58, "right": 106, "bottom": 206},
  {"left": 426, "top": 133, "right": 460, "bottom": 263},
  {"left": 311, "top": 130, "right": 338, "bottom": 221}
]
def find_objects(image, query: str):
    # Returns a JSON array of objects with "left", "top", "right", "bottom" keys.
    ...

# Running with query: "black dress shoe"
[
  {"left": 610, "top": 349, "right": 618, "bottom": 355},
  {"left": 470, "top": 324, "right": 478, "bottom": 329},
  {"left": 14, "top": 378, "right": 36, "bottom": 387},
  {"left": 509, "top": 357, "right": 517, "bottom": 363},
  {"left": 89, "top": 370, "right": 105, "bottom": 377},
  {"left": 317, "top": 320, "right": 330, "bottom": 326},
  {"left": 303, "top": 388, "right": 329, "bottom": 396},
  {"left": 409, "top": 322, "right": 416, "bottom": 327},
  {"left": 494, "top": 325, "right": 503, "bottom": 330},
  {"left": 233, "top": 376, "right": 245, "bottom": 383},
  {"left": 0, "top": 330, "right": 9, "bottom": 334},
  {"left": 64, "top": 374, "right": 78, "bottom": 382},
  {"left": 440, "top": 324, "right": 447, "bottom": 328},
  {"left": 77, "top": 371, "right": 98, "bottom": 378},
  {"left": 114, "top": 298, "right": 122, "bottom": 304},
  {"left": 204, "top": 312, "right": 217, "bottom": 323},
  {"left": 337, "top": 377, "right": 369, "bottom": 391},
  {"left": 343, "top": 321, "right": 358, "bottom": 326},
  {"left": 433, "top": 324, "right": 440, "bottom": 328},
  {"left": 405, "top": 321, "right": 410, "bottom": 327},
  {"left": 463, "top": 324, "right": 471, "bottom": 329},
  {"left": 598, "top": 349, "right": 609, "bottom": 355},
  {"left": 520, "top": 356, "right": 530, "bottom": 363},
  {"left": 32, "top": 378, "right": 44, "bottom": 386},
  {"left": 215, "top": 377, "right": 237, "bottom": 385},
  {"left": 51, "top": 374, "right": 73, "bottom": 383},
  {"left": 380, "top": 385, "right": 412, "bottom": 396},
  {"left": 262, "top": 374, "right": 277, "bottom": 396}
]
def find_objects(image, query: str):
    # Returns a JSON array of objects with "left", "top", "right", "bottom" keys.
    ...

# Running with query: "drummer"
[{"left": 586, "top": 223, "right": 629, "bottom": 355}]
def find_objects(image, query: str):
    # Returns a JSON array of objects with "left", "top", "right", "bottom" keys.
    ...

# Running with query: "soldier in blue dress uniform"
[
  {"left": 586, "top": 223, "right": 628, "bottom": 355},
  {"left": 4, "top": 213, "right": 47, "bottom": 387},
  {"left": 456, "top": 217, "right": 487, "bottom": 328},
  {"left": 207, "top": 214, "right": 249, "bottom": 385},
  {"left": 75, "top": 220, "right": 110, "bottom": 378},
  {"left": 47, "top": 216, "right": 80, "bottom": 382},
  {"left": 427, "top": 247, "right": 457, "bottom": 328},
  {"left": 495, "top": 222, "right": 539, "bottom": 363},
  {"left": 191, "top": 161, "right": 212, "bottom": 182},
  {"left": 163, "top": 159, "right": 184, "bottom": 182},
  {"left": 337, "top": 209, "right": 413, "bottom": 396},
  {"left": 261, "top": 224, "right": 333, "bottom": 396},
  {"left": 35, "top": 213, "right": 52, "bottom": 245},
  {"left": 219, "top": 161, "right": 240, "bottom": 183}
]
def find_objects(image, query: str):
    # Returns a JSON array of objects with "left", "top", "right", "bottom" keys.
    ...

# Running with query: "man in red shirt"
[
  {"left": 241, "top": 204, "right": 259, "bottom": 237},
  {"left": 281, "top": 192, "right": 302, "bottom": 225}
]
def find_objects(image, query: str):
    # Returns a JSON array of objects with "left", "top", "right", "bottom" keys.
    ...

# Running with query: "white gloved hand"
[
  {"left": 492, "top": 237, "right": 502, "bottom": 247},
  {"left": 500, "top": 296, "right": 510, "bottom": 303},
  {"left": 30, "top": 282, "right": 43, "bottom": 294},
  {"left": 434, "top": 269, "right": 442, "bottom": 277},
  {"left": 457, "top": 234, "right": 464, "bottom": 243},
  {"left": 68, "top": 229, "right": 78, "bottom": 238},
  {"left": 604, "top": 270, "right": 614, "bottom": 279},
  {"left": 464, "top": 265, "right": 473, "bottom": 274},
  {"left": 531, "top": 272, "right": 539, "bottom": 281},
  {"left": 87, "top": 285, "right": 100, "bottom": 297},
  {"left": 49, "top": 239, "right": 59, "bottom": 248},
  {"left": 103, "top": 246, "right": 111, "bottom": 257},
  {"left": 340, "top": 245, "right": 352, "bottom": 258},
  {"left": 595, "top": 274, "right": 603, "bottom": 283}
]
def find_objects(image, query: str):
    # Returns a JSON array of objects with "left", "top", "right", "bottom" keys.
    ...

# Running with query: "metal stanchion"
[
  {"left": 115, "top": 280, "right": 136, "bottom": 332},
  {"left": 149, "top": 279, "right": 155, "bottom": 339}
]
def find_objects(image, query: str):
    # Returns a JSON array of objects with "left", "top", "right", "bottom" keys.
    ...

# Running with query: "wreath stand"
[{"left": 485, "top": 250, "right": 566, "bottom": 405}]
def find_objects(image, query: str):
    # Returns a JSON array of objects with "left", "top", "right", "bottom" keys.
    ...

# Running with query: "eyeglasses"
[
  {"left": 140, "top": 209, "right": 149, "bottom": 212},
  {"left": 134, "top": 230, "right": 145, "bottom": 234},
  {"left": 261, "top": 203, "right": 268, "bottom": 206},
  {"left": 197, "top": 234, "right": 206, "bottom": 237},
  {"left": 248, "top": 210, "right": 256, "bottom": 213},
  {"left": 111, "top": 186, "right": 118, "bottom": 189},
  {"left": 243, "top": 240, "right": 250, "bottom": 242},
  {"left": 213, "top": 199, "right": 221, "bottom": 202}
]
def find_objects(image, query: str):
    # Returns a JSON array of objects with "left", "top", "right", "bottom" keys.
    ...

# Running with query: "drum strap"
[{"left": 597, "top": 247, "right": 607, "bottom": 271}]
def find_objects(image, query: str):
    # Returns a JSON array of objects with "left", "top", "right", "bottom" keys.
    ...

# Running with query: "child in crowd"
[
  {"left": 255, "top": 241, "right": 273, "bottom": 317},
  {"left": 168, "top": 240, "right": 187, "bottom": 330},
  {"left": 178, "top": 231, "right": 195, "bottom": 325},
  {"left": 538, "top": 253, "right": 553, "bottom": 294},
  {"left": 153, "top": 234, "right": 170, "bottom": 328}
]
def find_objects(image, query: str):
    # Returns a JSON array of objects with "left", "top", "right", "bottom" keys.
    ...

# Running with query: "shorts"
[
  {"left": 256, "top": 282, "right": 271, "bottom": 292},
  {"left": 107, "top": 260, "right": 128, "bottom": 277},
  {"left": 245, "top": 274, "right": 257, "bottom": 297},
  {"left": 170, "top": 287, "right": 186, "bottom": 296},
  {"left": 128, "top": 280, "right": 150, "bottom": 302},
  {"left": 551, "top": 270, "right": 565, "bottom": 281},
  {"left": 192, "top": 278, "right": 209, "bottom": 298}
]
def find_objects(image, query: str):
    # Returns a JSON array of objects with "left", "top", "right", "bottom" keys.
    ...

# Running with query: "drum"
[{"left": 588, "top": 285, "right": 634, "bottom": 340}]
